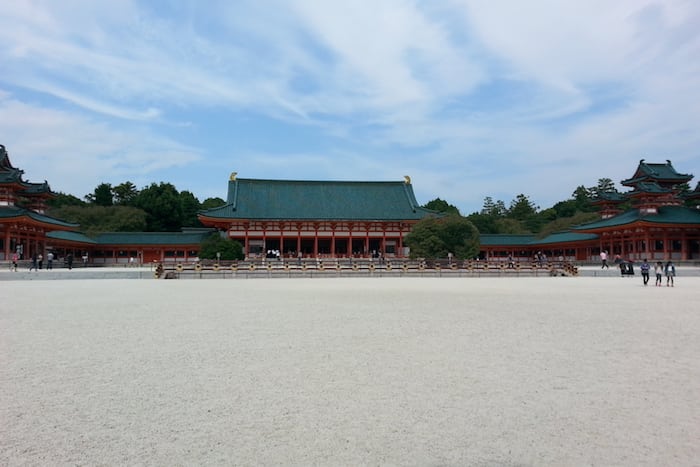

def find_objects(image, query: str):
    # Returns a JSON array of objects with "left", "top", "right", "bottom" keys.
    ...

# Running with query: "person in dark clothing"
[
  {"left": 640, "top": 258, "right": 650, "bottom": 286},
  {"left": 66, "top": 253, "right": 73, "bottom": 270}
]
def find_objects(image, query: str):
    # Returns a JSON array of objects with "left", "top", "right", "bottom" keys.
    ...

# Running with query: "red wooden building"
[{"left": 198, "top": 174, "right": 437, "bottom": 259}]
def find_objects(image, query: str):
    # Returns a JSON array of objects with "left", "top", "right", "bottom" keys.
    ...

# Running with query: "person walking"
[
  {"left": 654, "top": 261, "right": 663, "bottom": 286},
  {"left": 600, "top": 250, "right": 609, "bottom": 269},
  {"left": 640, "top": 258, "right": 650, "bottom": 286},
  {"left": 29, "top": 253, "right": 38, "bottom": 271},
  {"left": 66, "top": 252, "right": 73, "bottom": 270},
  {"left": 11, "top": 252, "right": 18, "bottom": 272},
  {"left": 47, "top": 251, "right": 54, "bottom": 270},
  {"left": 664, "top": 261, "right": 675, "bottom": 287}
]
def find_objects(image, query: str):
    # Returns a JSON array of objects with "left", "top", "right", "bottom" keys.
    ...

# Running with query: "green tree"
[
  {"left": 84, "top": 182, "right": 114, "bottom": 206},
  {"left": 423, "top": 198, "right": 461, "bottom": 215},
  {"left": 494, "top": 218, "right": 529, "bottom": 234},
  {"left": 47, "top": 192, "right": 86, "bottom": 208},
  {"left": 465, "top": 212, "right": 497, "bottom": 234},
  {"left": 589, "top": 178, "right": 617, "bottom": 197},
  {"left": 508, "top": 194, "right": 538, "bottom": 220},
  {"left": 537, "top": 211, "right": 601, "bottom": 239},
  {"left": 404, "top": 215, "right": 479, "bottom": 259},
  {"left": 133, "top": 182, "right": 183, "bottom": 231},
  {"left": 481, "top": 196, "right": 507, "bottom": 217},
  {"left": 199, "top": 233, "right": 244, "bottom": 260},
  {"left": 201, "top": 197, "right": 226, "bottom": 210},
  {"left": 48, "top": 205, "right": 147, "bottom": 236},
  {"left": 113, "top": 181, "right": 139, "bottom": 205},
  {"left": 179, "top": 190, "right": 201, "bottom": 227}
]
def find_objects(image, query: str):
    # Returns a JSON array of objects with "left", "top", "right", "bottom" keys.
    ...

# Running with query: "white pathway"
[{"left": 1, "top": 277, "right": 699, "bottom": 466}]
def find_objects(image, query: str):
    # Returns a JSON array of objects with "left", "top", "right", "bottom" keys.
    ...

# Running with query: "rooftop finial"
[
  {"left": 230, "top": 172, "right": 237, "bottom": 181},
  {"left": 404, "top": 175, "right": 411, "bottom": 184}
]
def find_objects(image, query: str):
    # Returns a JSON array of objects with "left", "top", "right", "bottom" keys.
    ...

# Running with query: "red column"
[
  {"left": 3, "top": 229, "right": 9, "bottom": 260},
  {"left": 331, "top": 227, "right": 336, "bottom": 258},
  {"left": 314, "top": 226, "right": 318, "bottom": 257}
]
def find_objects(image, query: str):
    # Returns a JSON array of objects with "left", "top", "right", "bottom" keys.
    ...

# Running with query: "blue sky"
[{"left": 1, "top": 0, "right": 699, "bottom": 214}]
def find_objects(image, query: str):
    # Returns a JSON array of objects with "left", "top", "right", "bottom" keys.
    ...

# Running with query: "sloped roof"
[
  {"left": 94, "top": 231, "right": 213, "bottom": 245},
  {"left": 621, "top": 159, "right": 693, "bottom": 186},
  {"left": 0, "top": 146, "right": 24, "bottom": 185},
  {"left": 626, "top": 181, "right": 673, "bottom": 195},
  {"left": 479, "top": 232, "right": 598, "bottom": 247},
  {"left": 591, "top": 191, "right": 627, "bottom": 204},
  {"left": 531, "top": 231, "right": 599, "bottom": 245},
  {"left": 0, "top": 145, "right": 53, "bottom": 195},
  {"left": 0, "top": 206, "right": 78, "bottom": 227},
  {"left": 199, "top": 178, "right": 438, "bottom": 221},
  {"left": 479, "top": 234, "right": 536, "bottom": 246},
  {"left": 574, "top": 206, "right": 700, "bottom": 231},
  {"left": 46, "top": 230, "right": 97, "bottom": 244},
  {"left": 20, "top": 180, "right": 52, "bottom": 195}
]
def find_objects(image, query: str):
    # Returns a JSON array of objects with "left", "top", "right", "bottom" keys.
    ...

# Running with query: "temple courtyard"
[{"left": 1, "top": 276, "right": 699, "bottom": 466}]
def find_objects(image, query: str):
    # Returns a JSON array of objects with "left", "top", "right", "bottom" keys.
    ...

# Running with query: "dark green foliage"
[
  {"left": 465, "top": 212, "right": 498, "bottom": 234},
  {"left": 537, "top": 212, "right": 601, "bottom": 239},
  {"left": 589, "top": 178, "right": 618, "bottom": 197},
  {"left": 404, "top": 215, "right": 480, "bottom": 259},
  {"left": 481, "top": 196, "right": 507, "bottom": 217},
  {"left": 48, "top": 205, "right": 147, "bottom": 236},
  {"left": 201, "top": 197, "right": 226, "bottom": 210},
  {"left": 112, "top": 181, "right": 138, "bottom": 205},
  {"left": 133, "top": 182, "right": 184, "bottom": 231},
  {"left": 179, "top": 190, "right": 202, "bottom": 227},
  {"left": 47, "top": 192, "right": 86, "bottom": 208},
  {"left": 85, "top": 182, "right": 114, "bottom": 206},
  {"left": 423, "top": 198, "right": 461, "bottom": 215},
  {"left": 199, "top": 233, "right": 244, "bottom": 260}
]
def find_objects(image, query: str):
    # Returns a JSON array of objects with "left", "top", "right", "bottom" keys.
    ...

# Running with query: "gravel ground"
[{"left": 1, "top": 277, "right": 699, "bottom": 466}]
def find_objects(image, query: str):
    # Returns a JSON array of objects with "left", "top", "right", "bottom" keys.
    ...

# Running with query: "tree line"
[
  {"left": 48, "top": 181, "right": 225, "bottom": 236},
  {"left": 48, "top": 176, "right": 690, "bottom": 260},
  {"left": 404, "top": 178, "right": 625, "bottom": 260}
]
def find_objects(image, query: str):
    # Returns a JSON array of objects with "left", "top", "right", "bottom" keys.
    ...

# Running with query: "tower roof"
[{"left": 621, "top": 159, "right": 693, "bottom": 187}]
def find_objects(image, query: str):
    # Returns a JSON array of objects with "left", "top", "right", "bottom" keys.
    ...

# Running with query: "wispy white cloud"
[
  {"left": 0, "top": 0, "right": 698, "bottom": 212},
  {"left": 0, "top": 96, "right": 200, "bottom": 197}
]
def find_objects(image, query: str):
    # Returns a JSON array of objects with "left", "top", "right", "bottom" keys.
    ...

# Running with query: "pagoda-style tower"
[
  {"left": 620, "top": 159, "right": 693, "bottom": 214},
  {"left": 590, "top": 191, "right": 627, "bottom": 219},
  {"left": 1, "top": 144, "right": 79, "bottom": 260},
  {"left": 0, "top": 144, "right": 54, "bottom": 214}
]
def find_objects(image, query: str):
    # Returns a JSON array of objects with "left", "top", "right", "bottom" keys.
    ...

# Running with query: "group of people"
[
  {"left": 639, "top": 259, "right": 676, "bottom": 287},
  {"left": 11, "top": 251, "right": 79, "bottom": 271},
  {"left": 600, "top": 251, "right": 676, "bottom": 287},
  {"left": 28, "top": 252, "right": 54, "bottom": 271}
]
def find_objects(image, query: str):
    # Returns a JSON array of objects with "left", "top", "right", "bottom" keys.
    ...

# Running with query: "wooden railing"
[{"left": 155, "top": 258, "right": 579, "bottom": 279}]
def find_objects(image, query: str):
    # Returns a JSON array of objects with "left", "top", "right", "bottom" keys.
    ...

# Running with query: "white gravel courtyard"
[{"left": 1, "top": 277, "right": 699, "bottom": 466}]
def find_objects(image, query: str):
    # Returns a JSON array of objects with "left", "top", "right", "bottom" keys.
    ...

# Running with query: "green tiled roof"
[
  {"left": 20, "top": 180, "right": 52, "bottom": 195},
  {"left": 199, "top": 178, "right": 438, "bottom": 221},
  {"left": 480, "top": 232, "right": 598, "bottom": 246},
  {"left": 574, "top": 206, "right": 700, "bottom": 231},
  {"left": 592, "top": 191, "right": 627, "bottom": 203},
  {"left": 0, "top": 206, "right": 78, "bottom": 227},
  {"left": 46, "top": 230, "right": 97, "bottom": 244},
  {"left": 94, "top": 231, "right": 213, "bottom": 245},
  {"left": 531, "top": 232, "right": 599, "bottom": 245},
  {"left": 628, "top": 181, "right": 672, "bottom": 195},
  {"left": 622, "top": 159, "right": 693, "bottom": 186},
  {"left": 479, "top": 234, "right": 536, "bottom": 246}
]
